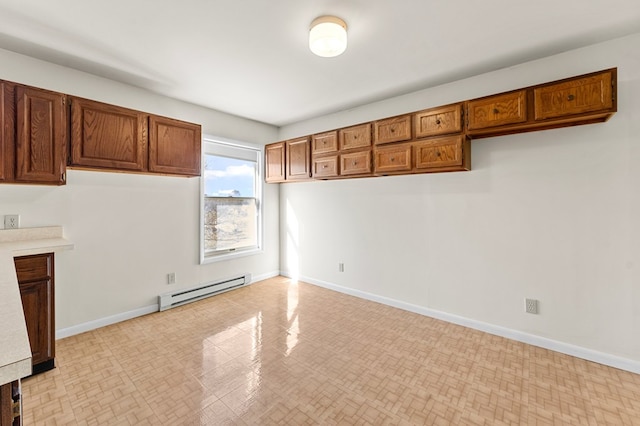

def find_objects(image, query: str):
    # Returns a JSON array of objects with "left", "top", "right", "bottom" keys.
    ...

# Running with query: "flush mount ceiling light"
[{"left": 309, "top": 16, "right": 347, "bottom": 57}]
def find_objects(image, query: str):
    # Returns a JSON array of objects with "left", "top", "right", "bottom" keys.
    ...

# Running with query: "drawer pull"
[
  {"left": 390, "top": 157, "right": 395, "bottom": 162},
  {"left": 390, "top": 128, "right": 395, "bottom": 133},
  {"left": 352, "top": 161, "right": 357, "bottom": 166},
  {"left": 322, "top": 164, "right": 328, "bottom": 168},
  {"left": 567, "top": 94, "right": 575, "bottom": 101},
  {"left": 493, "top": 108, "right": 500, "bottom": 114},
  {"left": 436, "top": 151, "right": 441, "bottom": 157},
  {"left": 435, "top": 119, "right": 441, "bottom": 125}
]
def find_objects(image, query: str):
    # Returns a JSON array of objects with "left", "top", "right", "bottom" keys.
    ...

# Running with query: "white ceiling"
[{"left": 0, "top": 0, "right": 639, "bottom": 127}]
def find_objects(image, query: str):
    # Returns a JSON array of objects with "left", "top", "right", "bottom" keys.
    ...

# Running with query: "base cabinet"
[
  {"left": 14, "top": 253, "right": 55, "bottom": 375},
  {"left": 0, "top": 380, "right": 20, "bottom": 426}
]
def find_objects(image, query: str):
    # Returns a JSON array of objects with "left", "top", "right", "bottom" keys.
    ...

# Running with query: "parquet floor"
[{"left": 22, "top": 276, "right": 640, "bottom": 425}]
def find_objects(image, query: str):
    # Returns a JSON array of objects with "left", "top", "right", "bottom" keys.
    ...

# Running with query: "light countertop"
[{"left": 0, "top": 226, "right": 73, "bottom": 385}]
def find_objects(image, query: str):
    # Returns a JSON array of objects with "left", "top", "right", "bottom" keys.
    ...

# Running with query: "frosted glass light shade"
[{"left": 309, "top": 16, "right": 347, "bottom": 57}]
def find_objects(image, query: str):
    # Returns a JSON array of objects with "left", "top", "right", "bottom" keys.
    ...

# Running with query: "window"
[{"left": 201, "top": 137, "right": 262, "bottom": 262}]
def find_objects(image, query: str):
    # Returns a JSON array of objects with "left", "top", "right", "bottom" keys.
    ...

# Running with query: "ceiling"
[{"left": 0, "top": 1, "right": 639, "bottom": 127}]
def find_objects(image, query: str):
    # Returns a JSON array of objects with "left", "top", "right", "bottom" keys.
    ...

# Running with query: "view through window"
[{"left": 202, "top": 139, "right": 261, "bottom": 260}]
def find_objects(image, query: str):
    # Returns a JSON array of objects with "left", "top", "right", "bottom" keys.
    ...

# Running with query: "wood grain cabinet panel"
[
  {"left": 374, "top": 143, "right": 412, "bottom": 174},
  {"left": 414, "top": 103, "right": 462, "bottom": 138},
  {"left": 265, "top": 142, "right": 286, "bottom": 183},
  {"left": 0, "top": 82, "right": 12, "bottom": 182},
  {"left": 149, "top": 115, "right": 201, "bottom": 176},
  {"left": 286, "top": 137, "right": 311, "bottom": 180},
  {"left": 341, "top": 150, "right": 372, "bottom": 176},
  {"left": 467, "top": 90, "right": 527, "bottom": 130},
  {"left": 339, "top": 123, "right": 371, "bottom": 151},
  {"left": 14, "top": 253, "right": 55, "bottom": 375},
  {"left": 374, "top": 114, "right": 412, "bottom": 145},
  {"left": 534, "top": 71, "right": 614, "bottom": 120},
  {"left": 14, "top": 85, "right": 67, "bottom": 184},
  {"left": 313, "top": 155, "right": 339, "bottom": 178},
  {"left": 70, "top": 97, "right": 148, "bottom": 171},
  {"left": 311, "top": 131, "right": 338, "bottom": 155},
  {"left": 415, "top": 135, "right": 470, "bottom": 172}
]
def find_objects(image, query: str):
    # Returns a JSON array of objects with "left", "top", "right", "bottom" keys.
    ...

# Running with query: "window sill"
[{"left": 200, "top": 247, "right": 263, "bottom": 264}]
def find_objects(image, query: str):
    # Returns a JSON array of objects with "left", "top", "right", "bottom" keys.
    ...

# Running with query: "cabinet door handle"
[
  {"left": 390, "top": 157, "right": 395, "bottom": 162},
  {"left": 493, "top": 108, "right": 500, "bottom": 114},
  {"left": 322, "top": 164, "right": 328, "bottom": 168},
  {"left": 567, "top": 94, "right": 575, "bottom": 101},
  {"left": 435, "top": 119, "right": 441, "bottom": 125}
]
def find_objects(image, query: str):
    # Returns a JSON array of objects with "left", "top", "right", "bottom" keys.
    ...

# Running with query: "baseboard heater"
[{"left": 158, "top": 273, "right": 251, "bottom": 311}]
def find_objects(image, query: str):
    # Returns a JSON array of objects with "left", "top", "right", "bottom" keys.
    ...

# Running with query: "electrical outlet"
[
  {"left": 525, "top": 298, "right": 539, "bottom": 314},
  {"left": 4, "top": 215, "right": 20, "bottom": 229},
  {"left": 167, "top": 273, "right": 176, "bottom": 285},
  {"left": 338, "top": 262, "right": 344, "bottom": 272}
]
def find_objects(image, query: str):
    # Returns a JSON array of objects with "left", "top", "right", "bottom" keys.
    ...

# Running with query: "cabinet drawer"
[
  {"left": 313, "top": 156, "right": 338, "bottom": 178},
  {"left": 534, "top": 71, "right": 614, "bottom": 120},
  {"left": 339, "top": 123, "right": 371, "bottom": 151},
  {"left": 467, "top": 90, "right": 527, "bottom": 130},
  {"left": 415, "top": 136, "right": 466, "bottom": 170},
  {"left": 341, "top": 151, "right": 371, "bottom": 176},
  {"left": 374, "top": 114, "right": 412, "bottom": 145},
  {"left": 14, "top": 254, "right": 52, "bottom": 282},
  {"left": 312, "top": 131, "right": 338, "bottom": 155},
  {"left": 414, "top": 103, "right": 462, "bottom": 138},
  {"left": 374, "top": 143, "right": 412, "bottom": 174}
]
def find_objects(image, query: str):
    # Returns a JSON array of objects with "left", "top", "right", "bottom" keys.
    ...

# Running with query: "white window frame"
[{"left": 200, "top": 136, "right": 263, "bottom": 264}]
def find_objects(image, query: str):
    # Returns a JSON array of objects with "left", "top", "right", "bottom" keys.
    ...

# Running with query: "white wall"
[
  {"left": 0, "top": 48, "right": 280, "bottom": 331},
  {"left": 278, "top": 32, "right": 640, "bottom": 367}
]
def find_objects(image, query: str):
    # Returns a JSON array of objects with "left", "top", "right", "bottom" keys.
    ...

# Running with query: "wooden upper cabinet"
[
  {"left": 374, "top": 143, "right": 412, "bottom": 174},
  {"left": 312, "top": 131, "right": 338, "bottom": 155},
  {"left": 414, "top": 135, "right": 470, "bottom": 172},
  {"left": 149, "top": 115, "right": 201, "bottom": 176},
  {"left": 0, "top": 82, "right": 12, "bottom": 182},
  {"left": 14, "top": 85, "right": 67, "bottom": 184},
  {"left": 339, "top": 123, "right": 371, "bottom": 151},
  {"left": 534, "top": 70, "right": 614, "bottom": 120},
  {"left": 313, "top": 155, "right": 339, "bottom": 178},
  {"left": 467, "top": 90, "right": 527, "bottom": 131},
  {"left": 286, "top": 137, "right": 311, "bottom": 180},
  {"left": 341, "top": 150, "right": 372, "bottom": 176},
  {"left": 374, "top": 114, "right": 412, "bottom": 145},
  {"left": 70, "top": 97, "right": 148, "bottom": 171},
  {"left": 414, "top": 103, "right": 463, "bottom": 138},
  {"left": 265, "top": 142, "right": 286, "bottom": 183}
]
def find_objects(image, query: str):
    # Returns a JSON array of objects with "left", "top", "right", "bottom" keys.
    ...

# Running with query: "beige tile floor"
[{"left": 22, "top": 276, "right": 640, "bottom": 425}]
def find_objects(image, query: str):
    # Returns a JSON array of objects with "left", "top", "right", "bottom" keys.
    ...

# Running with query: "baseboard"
[
  {"left": 292, "top": 273, "right": 640, "bottom": 375},
  {"left": 55, "top": 271, "right": 282, "bottom": 340},
  {"left": 56, "top": 304, "right": 158, "bottom": 340}
]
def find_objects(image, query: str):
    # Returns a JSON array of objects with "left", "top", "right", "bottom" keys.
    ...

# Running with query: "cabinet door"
[
  {"left": 339, "top": 123, "right": 371, "bottom": 151},
  {"left": 286, "top": 137, "right": 311, "bottom": 180},
  {"left": 311, "top": 131, "right": 338, "bottom": 155},
  {"left": 19, "top": 279, "right": 53, "bottom": 366},
  {"left": 414, "top": 103, "right": 462, "bottom": 138},
  {"left": 374, "top": 143, "right": 412, "bottom": 174},
  {"left": 313, "top": 155, "right": 339, "bottom": 178},
  {"left": 15, "top": 253, "right": 55, "bottom": 370},
  {"left": 415, "top": 135, "right": 469, "bottom": 171},
  {"left": 374, "top": 114, "right": 412, "bottom": 145},
  {"left": 0, "top": 82, "right": 14, "bottom": 182},
  {"left": 467, "top": 90, "right": 527, "bottom": 130},
  {"left": 149, "top": 115, "right": 202, "bottom": 176},
  {"left": 265, "top": 142, "right": 285, "bottom": 182},
  {"left": 341, "top": 150, "right": 371, "bottom": 176},
  {"left": 70, "top": 97, "right": 148, "bottom": 171},
  {"left": 534, "top": 70, "right": 614, "bottom": 120},
  {"left": 14, "top": 85, "right": 67, "bottom": 184}
]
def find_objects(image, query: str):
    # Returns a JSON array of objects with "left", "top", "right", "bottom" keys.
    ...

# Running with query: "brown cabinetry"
[
  {"left": 374, "top": 115, "right": 412, "bottom": 145},
  {"left": 1, "top": 82, "right": 67, "bottom": 185},
  {"left": 70, "top": 97, "right": 201, "bottom": 176},
  {"left": 286, "top": 137, "right": 311, "bottom": 181},
  {"left": 339, "top": 123, "right": 371, "bottom": 151},
  {"left": 467, "top": 90, "right": 527, "bottom": 131},
  {"left": 374, "top": 143, "right": 412, "bottom": 174},
  {"left": 0, "top": 380, "right": 20, "bottom": 426},
  {"left": 14, "top": 253, "right": 55, "bottom": 375},
  {"left": 311, "top": 131, "right": 338, "bottom": 155},
  {"left": 415, "top": 135, "right": 470, "bottom": 172},
  {"left": 313, "top": 155, "right": 339, "bottom": 178},
  {"left": 341, "top": 150, "right": 372, "bottom": 176},
  {"left": 414, "top": 103, "right": 463, "bottom": 138},
  {"left": 265, "top": 142, "right": 286, "bottom": 183},
  {"left": 70, "top": 97, "right": 148, "bottom": 172},
  {"left": 148, "top": 115, "right": 201, "bottom": 176}
]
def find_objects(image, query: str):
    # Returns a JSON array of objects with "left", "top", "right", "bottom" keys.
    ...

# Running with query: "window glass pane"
[
  {"left": 204, "top": 198, "right": 257, "bottom": 252},
  {"left": 204, "top": 154, "right": 255, "bottom": 197}
]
